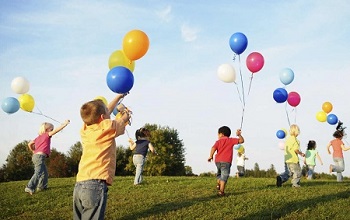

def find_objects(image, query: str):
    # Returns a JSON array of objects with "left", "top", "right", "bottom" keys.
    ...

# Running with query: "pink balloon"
[
  {"left": 287, "top": 91, "right": 301, "bottom": 107},
  {"left": 246, "top": 52, "right": 264, "bottom": 73}
]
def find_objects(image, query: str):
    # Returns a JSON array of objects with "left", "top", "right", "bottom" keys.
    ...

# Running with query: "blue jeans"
[
  {"left": 279, "top": 163, "right": 290, "bottom": 183},
  {"left": 26, "top": 154, "right": 48, "bottom": 191},
  {"left": 73, "top": 179, "right": 108, "bottom": 220},
  {"left": 307, "top": 165, "right": 315, "bottom": 180},
  {"left": 331, "top": 157, "right": 345, "bottom": 182},
  {"left": 215, "top": 162, "right": 231, "bottom": 183},
  {"left": 133, "top": 154, "right": 145, "bottom": 185}
]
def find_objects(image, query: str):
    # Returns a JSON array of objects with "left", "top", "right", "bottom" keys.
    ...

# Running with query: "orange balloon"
[
  {"left": 122, "top": 30, "right": 149, "bottom": 61},
  {"left": 322, "top": 102, "right": 333, "bottom": 113}
]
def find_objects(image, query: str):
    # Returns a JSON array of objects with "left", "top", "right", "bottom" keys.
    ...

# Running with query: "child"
[
  {"left": 327, "top": 121, "right": 350, "bottom": 182},
  {"left": 304, "top": 140, "right": 323, "bottom": 180},
  {"left": 276, "top": 124, "right": 305, "bottom": 187},
  {"left": 73, "top": 94, "right": 130, "bottom": 220},
  {"left": 208, "top": 126, "right": 244, "bottom": 196},
  {"left": 128, "top": 127, "right": 156, "bottom": 185},
  {"left": 25, "top": 120, "right": 70, "bottom": 195},
  {"left": 236, "top": 148, "right": 248, "bottom": 178}
]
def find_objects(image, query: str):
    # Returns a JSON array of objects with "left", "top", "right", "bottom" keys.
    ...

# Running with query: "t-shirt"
[
  {"left": 305, "top": 149, "right": 318, "bottom": 166},
  {"left": 213, "top": 136, "right": 239, "bottom": 163},
  {"left": 236, "top": 153, "right": 246, "bottom": 167},
  {"left": 76, "top": 119, "right": 125, "bottom": 185},
  {"left": 330, "top": 138, "right": 344, "bottom": 158},
  {"left": 284, "top": 136, "right": 300, "bottom": 164},
  {"left": 33, "top": 133, "right": 51, "bottom": 156},
  {"left": 134, "top": 139, "right": 150, "bottom": 157}
]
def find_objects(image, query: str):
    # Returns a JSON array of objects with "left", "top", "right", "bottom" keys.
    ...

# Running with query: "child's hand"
[
  {"left": 236, "top": 129, "right": 242, "bottom": 136},
  {"left": 128, "top": 138, "right": 134, "bottom": 144},
  {"left": 208, "top": 156, "right": 213, "bottom": 162}
]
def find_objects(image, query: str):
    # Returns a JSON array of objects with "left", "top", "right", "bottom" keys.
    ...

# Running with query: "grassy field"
[{"left": 1, "top": 176, "right": 350, "bottom": 220}]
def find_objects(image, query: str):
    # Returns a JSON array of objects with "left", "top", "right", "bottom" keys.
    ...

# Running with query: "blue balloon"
[
  {"left": 327, "top": 114, "right": 338, "bottom": 125},
  {"left": 279, "top": 68, "right": 294, "bottom": 85},
  {"left": 113, "top": 107, "right": 118, "bottom": 116},
  {"left": 276, "top": 130, "right": 286, "bottom": 139},
  {"left": 1, "top": 97, "right": 20, "bottom": 114},
  {"left": 229, "top": 32, "right": 248, "bottom": 55},
  {"left": 234, "top": 144, "right": 241, "bottom": 150},
  {"left": 273, "top": 88, "right": 288, "bottom": 103},
  {"left": 106, "top": 66, "right": 134, "bottom": 94}
]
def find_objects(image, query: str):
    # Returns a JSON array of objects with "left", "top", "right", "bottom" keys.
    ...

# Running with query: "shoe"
[
  {"left": 217, "top": 191, "right": 225, "bottom": 197},
  {"left": 292, "top": 185, "right": 301, "bottom": 188},
  {"left": 216, "top": 184, "right": 220, "bottom": 191},
  {"left": 25, "top": 187, "right": 33, "bottom": 195},
  {"left": 276, "top": 176, "right": 282, "bottom": 187}
]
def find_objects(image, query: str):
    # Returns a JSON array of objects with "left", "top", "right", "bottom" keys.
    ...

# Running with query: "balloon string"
[
  {"left": 284, "top": 102, "right": 291, "bottom": 127},
  {"left": 240, "top": 105, "right": 245, "bottom": 130},
  {"left": 238, "top": 55, "right": 246, "bottom": 107},
  {"left": 234, "top": 82, "right": 244, "bottom": 109},
  {"left": 125, "top": 128, "right": 130, "bottom": 138},
  {"left": 30, "top": 111, "right": 61, "bottom": 123},
  {"left": 247, "top": 73, "right": 254, "bottom": 96}
]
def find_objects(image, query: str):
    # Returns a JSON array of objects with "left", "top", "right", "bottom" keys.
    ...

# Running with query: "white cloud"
[
  {"left": 156, "top": 5, "right": 172, "bottom": 22},
  {"left": 181, "top": 23, "right": 199, "bottom": 42}
]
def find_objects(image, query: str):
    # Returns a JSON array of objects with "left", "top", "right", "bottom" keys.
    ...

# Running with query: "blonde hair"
[
  {"left": 80, "top": 99, "right": 107, "bottom": 125},
  {"left": 289, "top": 124, "right": 300, "bottom": 137},
  {"left": 38, "top": 122, "right": 54, "bottom": 135}
]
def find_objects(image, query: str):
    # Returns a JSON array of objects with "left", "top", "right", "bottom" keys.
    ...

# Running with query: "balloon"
[
  {"left": 327, "top": 114, "right": 338, "bottom": 125},
  {"left": 1, "top": 97, "right": 20, "bottom": 114},
  {"left": 273, "top": 88, "right": 288, "bottom": 103},
  {"left": 276, "top": 130, "right": 286, "bottom": 139},
  {"left": 237, "top": 145, "right": 245, "bottom": 153},
  {"left": 316, "top": 111, "right": 327, "bottom": 122},
  {"left": 18, "top": 94, "right": 35, "bottom": 112},
  {"left": 217, "top": 64, "right": 236, "bottom": 83},
  {"left": 122, "top": 30, "right": 149, "bottom": 61},
  {"left": 95, "top": 96, "right": 108, "bottom": 106},
  {"left": 279, "top": 68, "right": 294, "bottom": 85},
  {"left": 229, "top": 32, "right": 248, "bottom": 55},
  {"left": 278, "top": 141, "right": 285, "bottom": 150},
  {"left": 234, "top": 144, "right": 241, "bottom": 150},
  {"left": 108, "top": 50, "right": 135, "bottom": 71},
  {"left": 246, "top": 52, "right": 264, "bottom": 73},
  {"left": 287, "top": 91, "right": 301, "bottom": 107},
  {"left": 106, "top": 66, "right": 134, "bottom": 94},
  {"left": 322, "top": 102, "right": 333, "bottom": 113},
  {"left": 11, "top": 76, "right": 30, "bottom": 94}
]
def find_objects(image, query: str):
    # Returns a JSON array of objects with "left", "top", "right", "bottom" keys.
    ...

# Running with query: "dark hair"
[
  {"left": 135, "top": 127, "right": 150, "bottom": 140},
  {"left": 333, "top": 121, "right": 346, "bottom": 139},
  {"left": 218, "top": 126, "right": 231, "bottom": 137},
  {"left": 307, "top": 140, "right": 316, "bottom": 150}
]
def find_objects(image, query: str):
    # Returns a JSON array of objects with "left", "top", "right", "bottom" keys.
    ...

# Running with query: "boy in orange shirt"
[{"left": 73, "top": 94, "right": 131, "bottom": 220}]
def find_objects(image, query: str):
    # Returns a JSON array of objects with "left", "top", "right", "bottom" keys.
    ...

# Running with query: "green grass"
[{"left": 1, "top": 176, "right": 350, "bottom": 219}]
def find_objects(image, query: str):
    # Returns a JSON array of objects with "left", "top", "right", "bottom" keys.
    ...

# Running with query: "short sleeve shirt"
[{"left": 213, "top": 136, "right": 239, "bottom": 163}]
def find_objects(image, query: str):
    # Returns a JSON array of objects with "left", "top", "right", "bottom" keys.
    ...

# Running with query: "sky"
[{"left": 1, "top": 1, "right": 350, "bottom": 177}]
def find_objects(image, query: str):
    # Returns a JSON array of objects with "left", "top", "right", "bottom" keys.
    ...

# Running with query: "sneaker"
[
  {"left": 217, "top": 191, "right": 225, "bottom": 197},
  {"left": 276, "top": 176, "right": 282, "bottom": 187},
  {"left": 292, "top": 185, "right": 301, "bottom": 188},
  {"left": 25, "top": 187, "right": 33, "bottom": 195}
]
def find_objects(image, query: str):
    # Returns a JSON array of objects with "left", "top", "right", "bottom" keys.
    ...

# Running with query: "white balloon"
[
  {"left": 217, "top": 64, "right": 236, "bottom": 83},
  {"left": 11, "top": 76, "right": 30, "bottom": 94}
]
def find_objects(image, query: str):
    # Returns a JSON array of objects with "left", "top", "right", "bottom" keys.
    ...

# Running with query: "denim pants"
[
  {"left": 307, "top": 165, "right": 315, "bottom": 180},
  {"left": 73, "top": 179, "right": 108, "bottom": 220},
  {"left": 331, "top": 157, "right": 345, "bottom": 182},
  {"left": 133, "top": 154, "right": 146, "bottom": 185},
  {"left": 215, "top": 162, "right": 231, "bottom": 183},
  {"left": 26, "top": 154, "right": 48, "bottom": 191}
]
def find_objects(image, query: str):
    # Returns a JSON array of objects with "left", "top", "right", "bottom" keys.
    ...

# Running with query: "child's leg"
[
  {"left": 216, "top": 162, "right": 231, "bottom": 195},
  {"left": 307, "top": 165, "right": 314, "bottom": 180}
]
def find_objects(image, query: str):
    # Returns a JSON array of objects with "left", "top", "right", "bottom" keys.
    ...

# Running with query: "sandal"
[{"left": 217, "top": 191, "right": 225, "bottom": 197}]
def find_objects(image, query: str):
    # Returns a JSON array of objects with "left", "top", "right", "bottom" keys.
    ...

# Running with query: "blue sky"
[{"left": 1, "top": 1, "right": 350, "bottom": 177}]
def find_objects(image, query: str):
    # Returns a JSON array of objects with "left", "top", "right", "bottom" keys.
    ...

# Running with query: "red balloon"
[
  {"left": 287, "top": 91, "right": 301, "bottom": 107},
  {"left": 246, "top": 52, "right": 264, "bottom": 73}
]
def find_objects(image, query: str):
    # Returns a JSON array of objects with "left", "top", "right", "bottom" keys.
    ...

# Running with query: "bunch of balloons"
[
  {"left": 273, "top": 68, "right": 301, "bottom": 107},
  {"left": 316, "top": 101, "right": 338, "bottom": 125},
  {"left": 1, "top": 77, "right": 35, "bottom": 114},
  {"left": 106, "top": 29, "right": 149, "bottom": 94},
  {"left": 234, "top": 144, "right": 245, "bottom": 153}
]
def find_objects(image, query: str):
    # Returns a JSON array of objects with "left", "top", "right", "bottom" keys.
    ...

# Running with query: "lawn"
[{"left": 1, "top": 176, "right": 349, "bottom": 219}]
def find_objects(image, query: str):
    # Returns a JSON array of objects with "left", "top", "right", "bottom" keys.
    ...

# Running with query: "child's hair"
[
  {"left": 334, "top": 121, "right": 346, "bottom": 138},
  {"left": 218, "top": 126, "right": 231, "bottom": 137},
  {"left": 80, "top": 100, "right": 107, "bottom": 125},
  {"left": 38, "top": 122, "right": 54, "bottom": 135},
  {"left": 307, "top": 140, "right": 316, "bottom": 150},
  {"left": 289, "top": 124, "right": 300, "bottom": 137},
  {"left": 135, "top": 127, "right": 150, "bottom": 140}
]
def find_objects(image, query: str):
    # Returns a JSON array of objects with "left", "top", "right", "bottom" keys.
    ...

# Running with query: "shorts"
[{"left": 215, "top": 162, "right": 231, "bottom": 183}]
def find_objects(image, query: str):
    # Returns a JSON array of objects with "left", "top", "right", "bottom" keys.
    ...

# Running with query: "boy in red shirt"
[{"left": 208, "top": 126, "right": 244, "bottom": 196}]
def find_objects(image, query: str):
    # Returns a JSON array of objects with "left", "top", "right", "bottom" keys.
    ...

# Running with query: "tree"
[
  {"left": 47, "top": 148, "right": 69, "bottom": 178},
  {"left": 2, "top": 141, "right": 33, "bottom": 181},
  {"left": 66, "top": 142, "right": 82, "bottom": 176},
  {"left": 115, "top": 146, "right": 133, "bottom": 176}
]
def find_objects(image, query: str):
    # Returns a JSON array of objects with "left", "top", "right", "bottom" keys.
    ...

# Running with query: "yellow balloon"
[
  {"left": 108, "top": 50, "right": 135, "bottom": 71},
  {"left": 322, "top": 101, "right": 333, "bottom": 114},
  {"left": 18, "top": 94, "right": 35, "bottom": 112},
  {"left": 238, "top": 145, "right": 245, "bottom": 153},
  {"left": 94, "top": 96, "right": 108, "bottom": 106},
  {"left": 316, "top": 111, "right": 327, "bottom": 122}
]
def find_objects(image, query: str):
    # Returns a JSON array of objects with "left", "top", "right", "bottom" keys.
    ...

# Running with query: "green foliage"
[
  {"left": 115, "top": 145, "right": 133, "bottom": 176},
  {"left": 66, "top": 142, "right": 82, "bottom": 176},
  {"left": 1, "top": 177, "right": 350, "bottom": 219}
]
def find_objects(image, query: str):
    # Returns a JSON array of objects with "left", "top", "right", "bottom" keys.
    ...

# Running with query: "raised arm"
[
  {"left": 129, "top": 138, "right": 136, "bottom": 150},
  {"left": 236, "top": 129, "right": 244, "bottom": 144},
  {"left": 107, "top": 93, "right": 127, "bottom": 115},
  {"left": 48, "top": 120, "right": 70, "bottom": 137}
]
